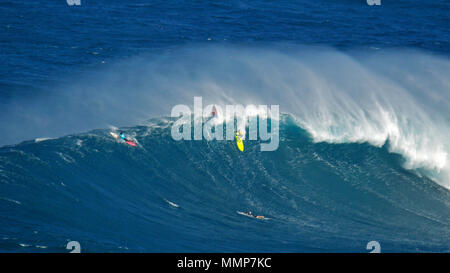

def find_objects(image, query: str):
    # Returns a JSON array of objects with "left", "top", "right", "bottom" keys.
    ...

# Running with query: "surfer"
[
  {"left": 110, "top": 131, "right": 137, "bottom": 147},
  {"left": 119, "top": 131, "right": 128, "bottom": 141},
  {"left": 245, "top": 210, "right": 265, "bottom": 219}
]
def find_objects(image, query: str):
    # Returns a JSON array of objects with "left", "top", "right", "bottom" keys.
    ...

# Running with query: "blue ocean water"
[{"left": 1, "top": 0, "right": 450, "bottom": 252}]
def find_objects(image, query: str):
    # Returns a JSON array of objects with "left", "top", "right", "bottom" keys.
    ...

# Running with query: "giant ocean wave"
[{"left": 1, "top": 45, "right": 450, "bottom": 252}]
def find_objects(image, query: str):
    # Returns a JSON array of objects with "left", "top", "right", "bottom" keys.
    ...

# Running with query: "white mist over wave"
[{"left": 2, "top": 45, "right": 449, "bottom": 188}]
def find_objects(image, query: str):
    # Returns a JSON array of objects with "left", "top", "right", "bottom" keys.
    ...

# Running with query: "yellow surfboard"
[{"left": 236, "top": 133, "right": 244, "bottom": 152}]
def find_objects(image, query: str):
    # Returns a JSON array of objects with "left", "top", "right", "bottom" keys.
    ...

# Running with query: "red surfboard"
[{"left": 126, "top": 140, "right": 137, "bottom": 147}]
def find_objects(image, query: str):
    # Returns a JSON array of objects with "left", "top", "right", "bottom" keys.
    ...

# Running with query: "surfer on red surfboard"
[{"left": 119, "top": 131, "right": 137, "bottom": 147}]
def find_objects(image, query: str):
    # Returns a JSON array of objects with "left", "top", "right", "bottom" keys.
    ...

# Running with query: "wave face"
[{"left": 1, "top": 116, "right": 449, "bottom": 252}]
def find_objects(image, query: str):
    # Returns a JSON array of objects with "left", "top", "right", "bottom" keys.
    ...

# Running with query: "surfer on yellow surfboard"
[{"left": 235, "top": 130, "right": 244, "bottom": 152}]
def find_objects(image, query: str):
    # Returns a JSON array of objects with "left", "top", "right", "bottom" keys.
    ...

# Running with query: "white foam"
[
  {"left": 35, "top": 137, "right": 55, "bottom": 143},
  {"left": 165, "top": 199, "right": 179, "bottom": 208},
  {"left": 0, "top": 197, "right": 21, "bottom": 205}
]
